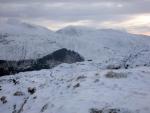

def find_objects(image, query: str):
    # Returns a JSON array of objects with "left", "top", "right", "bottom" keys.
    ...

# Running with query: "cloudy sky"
[{"left": 0, "top": 0, "right": 150, "bottom": 35}]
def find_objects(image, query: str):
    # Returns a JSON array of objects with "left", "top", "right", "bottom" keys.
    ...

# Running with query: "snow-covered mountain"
[
  {"left": 56, "top": 26, "right": 150, "bottom": 68},
  {"left": 1, "top": 22, "right": 150, "bottom": 113},
  {"left": 0, "top": 22, "right": 150, "bottom": 68},
  {"left": 0, "top": 21, "right": 61, "bottom": 60}
]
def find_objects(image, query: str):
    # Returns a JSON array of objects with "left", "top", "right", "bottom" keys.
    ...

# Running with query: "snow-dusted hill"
[
  {"left": 0, "top": 22, "right": 150, "bottom": 68},
  {"left": 0, "top": 21, "right": 61, "bottom": 60},
  {"left": 1, "top": 22, "right": 150, "bottom": 113},
  {"left": 0, "top": 62, "right": 150, "bottom": 113},
  {"left": 56, "top": 26, "right": 150, "bottom": 68}
]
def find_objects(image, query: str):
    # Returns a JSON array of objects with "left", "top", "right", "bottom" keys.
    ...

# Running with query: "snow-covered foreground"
[{"left": 0, "top": 62, "right": 150, "bottom": 113}]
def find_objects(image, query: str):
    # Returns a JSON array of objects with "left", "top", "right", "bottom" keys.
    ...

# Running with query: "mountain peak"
[
  {"left": 0, "top": 20, "right": 53, "bottom": 35},
  {"left": 56, "top": 25, "right": 98, "bottom": 36}
]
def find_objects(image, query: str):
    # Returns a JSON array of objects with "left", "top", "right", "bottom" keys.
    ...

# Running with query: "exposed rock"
[
  {"left": 41, "top": 103, "right": 48, "bottom": 112},
  {"left": 106, "top": 64, "right": 121, "bottom": 70},
  {"left": 33, "top": 96, "right": 37, "bottom": 99},
  {"left": 73, "top": 83, "right": 80, "bottom": 88},
  {"left": 13, "top": 91, "right": 25, "bottom": 96},
  {"left": 90, "top": 108, "right": 131, "bottom": 113},
  {"left": 28, "top": 87, "right": 36, "bottom": 95},
  {"left": 76, "top": 75, "right": 86, "bottom": 81},
  {"left": 12, "top": 79, "right": 19, "bottom": 85},
  {"left": 0, "top": 85, "right": 2, "bottom": 90},
  {"left": 94, "top": 79, "right": 99, "bottom": 83},
  {"left": 0, "top": 96, "right": 7, "bottom": 104}
]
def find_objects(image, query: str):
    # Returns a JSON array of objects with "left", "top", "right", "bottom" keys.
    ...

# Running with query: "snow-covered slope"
[
  {"left": 0, "top": 21, "right": 61, "bottom": 60},
  {"left": 56, "top": 26, "right": 150, "bottom": 67},
  {"left": 0, "top": 22, "right": 150, "bottom": 68},
  {"left": 1, "top": 22, "right": 150, "bottom": 113},
  {"left": 0, "top": 62, "right": 150, "bottom": 113}
]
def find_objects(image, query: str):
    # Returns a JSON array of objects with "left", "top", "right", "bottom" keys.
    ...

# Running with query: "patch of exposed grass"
[{"left": 105, "top": 71, "right": 127, "bottom": 78}]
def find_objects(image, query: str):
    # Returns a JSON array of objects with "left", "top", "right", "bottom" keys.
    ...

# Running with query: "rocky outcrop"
[{"left": 0, "top": 48, "right": 84, "bottom": 76}]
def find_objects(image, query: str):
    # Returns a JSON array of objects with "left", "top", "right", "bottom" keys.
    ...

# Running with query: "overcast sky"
[{"left": 0, "top": 0, "right": 150, "bottom": 35}]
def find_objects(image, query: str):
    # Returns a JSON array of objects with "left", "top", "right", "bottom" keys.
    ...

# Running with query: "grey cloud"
[
  {"left": 0, "top": 0, "right": 149, "bottom": 34},
  {"left": 0, "top": 1, "right": 150, "bottom": 21},
  {"left": 0, "top": 0, "right": 149, "bottom": 3}
]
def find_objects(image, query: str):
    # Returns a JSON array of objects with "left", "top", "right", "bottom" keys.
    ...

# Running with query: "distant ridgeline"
[{"left": 0, "top": 48, "right": 84, "bottom": 76}]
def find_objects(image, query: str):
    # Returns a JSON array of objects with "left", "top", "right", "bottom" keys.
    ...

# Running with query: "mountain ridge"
[{"left": 0, "top": 22, "right": 150, "bottom": 68}]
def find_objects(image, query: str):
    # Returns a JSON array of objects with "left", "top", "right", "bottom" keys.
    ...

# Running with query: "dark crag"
[{"left": 0, "top": 48, "right": 84, "bottom": 76}]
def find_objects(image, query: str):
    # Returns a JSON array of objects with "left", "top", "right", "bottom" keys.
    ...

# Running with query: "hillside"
[
  {"left": 0, "top": 62, "right": 150, "bottom": 113},
  {"left": 56, "top": 26, "right": 150, "bottom": 68},
  {"left": 0, "top": 23, "right": 150, "bottom": 68},
  {"left": 0, "top": 21, "right": 61, "bottom": 60},
  {"left": 1, "top": 22, "right": 150, "bottom": 113}
]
